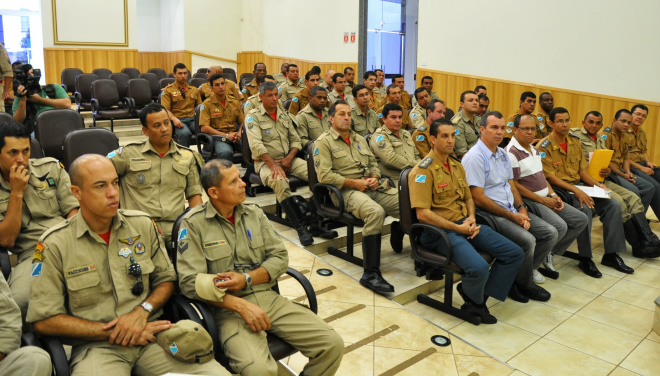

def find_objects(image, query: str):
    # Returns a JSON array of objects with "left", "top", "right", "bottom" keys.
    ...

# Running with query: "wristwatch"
[
  {"left": 515, "top": 203, "right": 527, "bottom": 210},
  {"left": 242, "top": 273, "right": 252, "bottom": 290},
  {"left": 548, "top": 193, "right": 557, "bottom": 198},
  {"left": 140, "top": 301, "right": 153, "bottom": 313}
]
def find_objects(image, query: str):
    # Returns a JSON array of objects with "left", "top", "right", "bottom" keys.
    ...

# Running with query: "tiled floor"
[{"left": 269, "top": 204, "right": 660, "bottom": 376}]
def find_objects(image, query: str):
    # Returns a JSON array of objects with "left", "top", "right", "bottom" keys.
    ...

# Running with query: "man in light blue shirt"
[{"left": 463, "top": 111, "right": 556, "bottom": 303}]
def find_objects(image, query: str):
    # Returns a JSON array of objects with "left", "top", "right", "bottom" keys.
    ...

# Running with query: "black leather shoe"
[
  {"left": 390, "top": 221, "right": 404, "bottom": 253},
  {"left": 578, "top": 258, "right": 603, "bottom": 278},
  {"left": 461, "top": 301, "right": 497, "bottom": 324},
  {"left": 632, "top": 246, "right": 660, "bottom": 259},
  {"left": 360, "top": 270, "right": 395, "bottom": 293},
  {"left": 521, "top": 284, "right": 551, "bottom": 302},
  {"left": 309, "top": 223, "right": 338, "bottom": 239},
  {"left": 507, "top": 283, "right": 529, "bottom": 303},
  {"left": 601, "top": 253, "right": 634, "bottom": 274}
]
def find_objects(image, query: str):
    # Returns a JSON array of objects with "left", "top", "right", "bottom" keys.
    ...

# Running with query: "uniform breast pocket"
[
  {"left": 127, "top": 160, "right": 152, "bottom": 187},
  {"left": 457, "top": 179, "right": 468, "bottom": 199},
  {"left": 260, "top": 123, "right": 277, "bottom": 142},
  {"left": 67, "top": 270, "right": 101, "bottom": 312},
  {"left": 137, "top": 259, "right": 155, "bottom": 298},
  {"left": 35, "top": 188, "right": 60, "bottom": 215},
  {"left": 171, "top": 162, "right": 190, "bottom": 188},
  {"left": 332, "top": 149, "right": 349, "bottom": 160},
  {"left": 171, "top": 94, "right": 184, "bottom": 105},
  {"left": 434, "top": 184, "right": 450, "bottom": 200},
  {"left": 204, "top": 243, "right": 233, "bottom": 272},
  {"left": 465, "top": 129, "right": 478, "bottom": 143},
  {"left": 352, "top": 120, "right": 367, "bottom": 133}
]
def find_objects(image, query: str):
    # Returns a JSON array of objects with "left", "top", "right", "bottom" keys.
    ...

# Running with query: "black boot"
[
  {"left": 308, "top": 202, "right": 338, "bottom": 239},
  {"left": 242, "top": 166, "right": 255, "bottom": 197},
  {"left": 359, "top": 234, "right": 394, "bottom": 293},
  {"left": 628, "top": 215, "right": 660, "bottom": 258},
  {"left": 390, "top": 221, "right": 404, "bottom": 253},
  {"left": 281, "top": 196, "right": 314, "bottom": 246}
]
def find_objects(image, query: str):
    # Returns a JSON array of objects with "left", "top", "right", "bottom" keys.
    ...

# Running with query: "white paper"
[{"left": 573, "top": 185, "right": 611, "bottom": 199}]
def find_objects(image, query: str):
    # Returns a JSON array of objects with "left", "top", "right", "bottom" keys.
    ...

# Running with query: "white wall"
[
  {"left": 240, "top": 0, "right": 263, "bottom": 52},
  {"left": 184, "top": 0, "right": 242, "bottom": 60},
  {"left": 137, "top": 0, "right": 161, "bottom": 51},
  {"left": 418, "top": 0, "right": 660, "bottom": 102},
  {"left": 190, "top": 54, "right": 237, "bottom": 75},
  {"left": 160, "top": 0, "right": 185, "bottom": 51}
]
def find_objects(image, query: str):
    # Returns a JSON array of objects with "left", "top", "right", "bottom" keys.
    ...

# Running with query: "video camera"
[{"left": 13, "top": 68, "right": 42, "bottom": 97}]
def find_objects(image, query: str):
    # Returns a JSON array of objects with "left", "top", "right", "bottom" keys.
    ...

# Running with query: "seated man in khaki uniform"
[
  {"left": 109, "top": 103, "right": 203, "bottom": 247},
  {"left": 295, "top": 86, "right": 331, "bottom": 148},
  {"left": 327, "top": 73, "right": 355, "bottom": 108},
  {"left": 451, "top": 90, "right": 481, "bottom": 159},
  {"left": 410, "top": 87, "right": 431, "bottom": 128},
  {"left": 246, "top": 82, "right": 314, "bottom": 245},
  {"left": 369, "top": 103, "right": 420, "bottom": 187},
  {"left": 160, "top": 63, "right": 202, "bottom": 147},
  {"left": 315, "top": 100, "right": 402, "bottom": 293},
  {"left": 0, "top": 121, "right": 79, "bottom": 321},
  {"left": 199, "top": 73, "right": 245, "bottom": 160},
  {"left": 273, "top": 63, "right": 288, "bottom": 87},
  {"left": 504, "top": 92, "right": 546, "bottom": 145},
  {"left": 288, "top": 70, "right": 320, "bottom": 116},
  {"left": 391, "top": 74, "right": 412, "bottom": 111},
  {"left": 412, "top": 99, "right": 446, "bottom": 157},
  {"left": 243, "top": 75, "right": 276, "bottom": 115},
  {"left": 376, "top": 84, "right": 412, "bottom": 130},
  {"left": 177, "top": 159, "right": 344, "bottom": 376},
  {"left": 362, "top": 71, "right": 385, "bottom": 110},
  {"left": 198, "top": 65, "right": 243, "bottom": 103},
  {"left": 343, "top": 67, "right": 356, "bottom": 95},
  {"left": 477, "top": 94, "right": 490, "bottom": 116},
  {"left": 420, "top": 76, "right": 440, "bottom": 101},
  {"left": 375, "top": 69, "right": 387, "bottom": 97},
  {"left": 242, "top": 62, "right": 267, "bottom": 98},
  {"left": 27, "top": 155, "right": 228, "bottom": 376},
  {"left": 351, "top": 84, "right": 380, "bottom": 136},
  {"left": 0, "top": 272, "right": 51, "bottom": 376},
  {"left": 322, "top": 68, "right": 335, "bottom": 92},
  {"left": 278, "top": 64, "right": 306, "bottom": 101}
]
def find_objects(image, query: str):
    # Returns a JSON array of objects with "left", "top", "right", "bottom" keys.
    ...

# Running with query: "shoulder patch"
[
  {"left": 603, "top": 127, "right": 612, "bottom": 133},
  {"left": 375, "top": 135, "right": 384, "bottom": 142},
  {"left": 539, "top": 139, "right": 550, "bottom": 148},
  {"left": 601, "top": 134, "right": 607, "bottom": 140},
  {"left": 507, "top": 122, "right": 514, "bottom": 127},
  {"left": 418, "top": 125, "right": 427, "bottom": 131},
  {"left": 537, "top": 116, "right": 543, "bottom": 121},
  {"left": 242, "top": 89, "right": 247, "bottom": 93},
  {"left": 455, "top": 128, "right": 460, "bottom": 135},
  {"left": 247, "top": 116, "right": 253, "bottom": 122},
  {"left": 412, "top": 113, "right": 417, "bottom": 118},
  {"left": 419, "top": 157, "right": 433, "bottom": 168},
  {"left": 378, "top": 113, "right": 383, "bottom": 118},
  {"left": 414, "top": 174, "right": 427, "bottom": 183},
  {"left": 200, "top": 104, "right": 204, "bottom": 110},
  {"left": 416, "top": 135, "right": 424, "bottom": 142},
  {"left": 246, "top": 101, "right": 250, "bottom": 106},
  {"left": 107, "top": 151, "right": 117, "bottom": 158},
  {"left": 293, "top": 97, "right": 299, "bottom": 102},
  {"left": 540, "top": 152, "right": 546, "bottom": 158}
]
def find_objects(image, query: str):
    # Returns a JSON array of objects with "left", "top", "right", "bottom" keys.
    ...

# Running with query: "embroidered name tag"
[
  {"left": 66, "top": 264, "right": 97, "bottom": 278},
  {"left": 204, "top": 240, "right": 227, "bottom": 248}
]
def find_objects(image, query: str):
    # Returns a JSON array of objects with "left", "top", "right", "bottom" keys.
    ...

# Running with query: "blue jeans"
[
  {"left": 207, "top": 139, "right": 241, "bottom": 160},
  {"left": 630, "top": 165, "right": 660, "bottom": 217},
  {"left": 420, "top": 219, "right": 524, "bottom": 303},
  {"left": 174, "top": 117, "right": 195, "bottom": 147}
]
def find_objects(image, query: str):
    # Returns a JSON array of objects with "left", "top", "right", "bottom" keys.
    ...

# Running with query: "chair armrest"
[
  {"left": 381, "top": 175, "right": 395, "bottom": 189},
  {"left": 284, "top": 267, "right": 317, "bottom": 314},
  {"left": 311, "top": 183, "right": 345, "bottom": 219},
  {"left": 74, "top": 92, "right": 82, "bottom": 106},
  {"left": 90, "top": 98, "right": 99, "bottom": 113},
  {"left": 0, "top": 247, "right": 10, "bottom": 281},
  {"left": 41, "top": 336, "right": 71, "bottom": 376},
  {"left": 550, "top": 185, "right": 572, "bottom": 203},
  {"left": 20, "top": 333, "right": 39, "bottom": 347},
  {"left": 475, "top": 211, "right": 497, "bottom": 231},
  {"left": 121, "top": 97, "right": 132, "bottom": 111},
  {"left": 61, "top": 84, "right": 68, "bottom": 93},
  {"left": 172, "top": 295, "right": 221, "bottom": 355},
  {"left": 409, "top": 222, "right": 453, "bottom": 265},
  {"left": 196, "top": 133, "right": 213, "bottom": 156}
]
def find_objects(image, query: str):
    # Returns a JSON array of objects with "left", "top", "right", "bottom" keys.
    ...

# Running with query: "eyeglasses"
[
  {"left": 128, "top": 256, "right": 144, "bottom": 296},
  {"left": 632, "top": 112, "right": 648, "bottom": 119},
  {"left": 518, "top": 127, "right": 536, "bottom": 133}
]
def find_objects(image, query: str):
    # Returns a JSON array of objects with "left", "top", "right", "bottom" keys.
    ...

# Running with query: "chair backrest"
[
  {"left": 189, "top": 77, "right": 206, "bottom": 89},
  {"left": 398, "top": 168, "right": 416, "bottom": 235},
  {"left": 62, "top": 128, "right": 119, "bottom": 170},
  {"left": 222, "top": 68, "right": 237, "bottom": 83},
  {"left": 159, "top": 77, "right": 175, "bottom": 89},
  {"left": 121, "top": 67, "right": 140, "bottom": 79},
  {"left": 139, "top": 73, "right": 160, "bottom": 98},
  {"left": 444, "top": 107, "right": 455, "bottom": 121},
  {"left": 34, "top": 109, "right": 85, "bottom": 160},
  {"left": 194, "top": 104, "right": 203, "bottom": 135},
  {"left": 74, "top": 74, "right": 98, "bottom": 100},
  {"left": 306, "top": 142, "right": 320, "bottom": 188},
  {"left": 126, "top": 78, "right": 153, "bottom": 107},
  {"left": 147, "top": 68, "right": 167, "bottom": 80},
  {"left": 92, "top": 79, "right": 121, "bottom": 107},
  {"left": 239, "top": 73, "right": 255, "bottom": 89},
  {"left": 282, "top": 99, "right": 292, "bottom": 111},
  {"left": 196, "top": 68, "right": 207, "bottom": 74},
  {"left": 61, "top": 68, "right": 83, "bottom": 94},
  {"left": 30, "top": 137, "right": 44, "bottom": 159},
  {"left": 109, "top": 73, "right": 130, "bottom": 98},
  {"left": 91, "top": 68, "right": 112, "bottom": 80},
  {"left": 240, "top": 125, "right": 253, "bottom": 166},
  {"left": 167, "top": 73, "right": 174, "bottom": 78},
  {"left": 192, "top": 72, "right": 206, "bottom": 79},
  {"left": 0, "top": 112, "right": 13, "bottom": 123}
]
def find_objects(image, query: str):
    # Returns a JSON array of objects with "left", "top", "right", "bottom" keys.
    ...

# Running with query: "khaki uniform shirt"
[
  {"left": 369, "top": 91, "right": 385, "bottom": 110},
  {"left": 199, "top": 79, "right": 243, "bottom": 102},
  {"left": 314, "top": 127, "right": 381, "bottom": 189},
  {"left": 536, "top": 134, "right": 587, "bottom": 184},
  {"left": 598, "top": 127, "right": 631, "bottom": 170},
  {"left": 243, "top": 93, "right": 261, "bottom": 115},
  {"left": 0, "top": 158, "right": 78, "bottom": 256},
  {"left": 376, "top": 103, "right": 412, "bottom": 130},
  {"left": 451, "top": 111, "right": 481, "bottom": 157},
  {"left": 627, "top": 127, "right": 648, "bottom": 163},
  {"left": 278, "top": 79, "right": 306, "bottom": 101},
  {"left": 505, "top": 109, "right": 545, "bottom": 140},
  {"left": 161, "top": 82, "right": 202, "bottom": 119},
  {"left": 295, "top": 104, "right": 331, "bottom": 147},
  {"left": 344, "top": 83, "right": 354, "bottom": 97},
  {"left": 369, "top": 126, "right": 420, "bottom": 180},
  {"left": 410, "top": 104, "right": 426, "bottom": 128},
  {"left": 108, "top": 140, "right": 203, "bottom": 229},
  {"left": 287, "top": 87, "right": 310, "bottom": 116},
  {"left": 0, "top": 272, "right": 22, "bottom": 355},
  {"left": 273, "top": 73, "right": 287, "bottom": 87},
  {"left": 246, "top": 104, "right": 302, "bottom": 171},
  {"left": 27, "top": 210, "right": 175, "bottom": 339},
  {"left": 409, "top": 152, "right": 471, "bottom": 222},
  {"left": 375, "top": 84, "right": 387, "bottom": 98},
  {"left": 327, "top": 90, "right": 355, "bottom": 108},
  {"left": 241, "top": 78, "right": 259, "bottom": 98},
  {"left": 412, "top": 122, "right": 432, "bottom": 157},
  {"left": 0, "top": 43, "right": 11, "bottom": 81},
  {"left": 536, "top": 108, "right": 550, "bottom": 135},
  {"left": 176, "top": 202, "right": 288, "bottom": 303},
  {"left": 351, "top": 105, "right": 380, "bottom": 136},
  {"left": 199, "top": 94, "right": 244, "bottom": 134},
  {"left": 570, "top": 127, "right": 600, "bottom": 162}
]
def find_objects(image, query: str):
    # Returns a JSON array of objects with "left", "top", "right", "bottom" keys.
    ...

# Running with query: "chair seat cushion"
[
  {"left": 98, "top": 109, "right": 130, "bottom": 118},
  {"left": 319, "top": 204, "right": 364, "bottom": 226}
]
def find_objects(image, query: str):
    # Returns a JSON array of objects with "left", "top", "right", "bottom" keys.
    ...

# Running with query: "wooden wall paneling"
[
  {"left": 44, "top": 48, "right": 139, "bottom": 84},
  {"left": 236, "top": 52, "right": 357, "bottom": 82},
  {"left": 416, "top": 67, "right": 660, "bottom": 162}
]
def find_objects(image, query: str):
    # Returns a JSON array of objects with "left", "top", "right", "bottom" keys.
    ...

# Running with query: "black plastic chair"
[
  {"left": 126, "top": 78, "right": 154, "bottom": 116},
  {"left": 61, "top": 68, "right": 83, "bottom": 96},
  {"left": 222, "top": 68, "right": 237, "bottom": 84},
  {"left": 90, "top": 79, "right": 131, "bottom": 132},
  {"left": 192, "top": 72, "right": 206, "bottom": 79},
  {"left": 239, "top": 73, "right": 255, "bottom": 90},
  {"left": 159, "top": 77, "right": 175, "bottom": 89},
  {"left": 139, "top": 73, "right": 161, "bottom": 100},
  {"left": 74, "top": 73, "right": 98, "bottom": 112},
  {"left": 30, "top": 137, "right": 44, "bottom": 159},
  {"left": 147, "top": 68, "right": 167, "bottom": 80},
  {"left": 34, "top": 109, "right": 85, "bottom": 161},
  {"left": 189, "top": 77, "right": 206, "bottom": 89},
  {"left": 168, "top": 210, "right": 317, "bottom": 372},
  {"left": 109, "top": 73, "right": 130, "bottom": 99},
  {"left": 91, "top": 68, "right": 112, "bottom": 80},
  {"left": 62, "top": 128, "right": 120, "bottom": 170},
  {"left": 121, "top": 67, "right": 140, "bottom": 79}
]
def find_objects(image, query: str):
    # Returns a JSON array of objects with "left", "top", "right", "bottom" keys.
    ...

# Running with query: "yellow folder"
[{"left": 588, "top": 149, "right": 614, "bottom": 182}]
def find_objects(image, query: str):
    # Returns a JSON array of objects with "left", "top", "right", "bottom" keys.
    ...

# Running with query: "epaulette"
[
  {"left": 603, "top": 127, "right": 612, "bottom": 133},
  {"left": 119, "top": 209, "right": 151, "bottom": 218},
  {"left": 29, "top": 157, "right": 59, "bottom": 167},
  {"left": 451, "top": 115, "right": 460, "bottom": 124},
  {"left": 418, "top": 125, "right": 427, "bottom": 131},
  {"left": 539, "top": 139, "right": 551, "bottom": 148},
  {"left": 40, "top": 218, "right": 73, "bottom": 240},
  {"left": 569, "top": 127, "right": 581, "bottom": 133},
  {"left": 315, "top": 132, "right": 330, "bottom": 142},
  {"left": 418, "top": 157, "right": 433, "bottom": 168},
  {"left": 184, "top": 203, "right": 206, "bottom": 220},
  {"left": 568, "top": 133, "right": 580, "bottom": 139}
]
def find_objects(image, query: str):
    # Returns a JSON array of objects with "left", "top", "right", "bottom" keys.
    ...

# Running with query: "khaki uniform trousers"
[
  {"left": 69, "top": 342, "right": 230, "bottom": 376},
  {"left": 604, "top": 180, "right": 643, "bottom": 222},
  {"left": 8, "top": 252, "right": 34, "bottom": 325},
  {"left": 258, "top": 158, "right": 308, "bottom": 203},
  {"left": 217, "top": 290, "right": 344, "bottom": 376},
  {"left": 334, "top": 188, "right": 399, "bottom": 236},
  {"left": 0, "top": 346, "right": 51, "bottom": 376}
]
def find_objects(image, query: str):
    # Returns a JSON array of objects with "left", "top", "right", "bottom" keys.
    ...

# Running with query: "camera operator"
[{"left": 12, "top": 64, "right": 71, "bottom": 132}]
